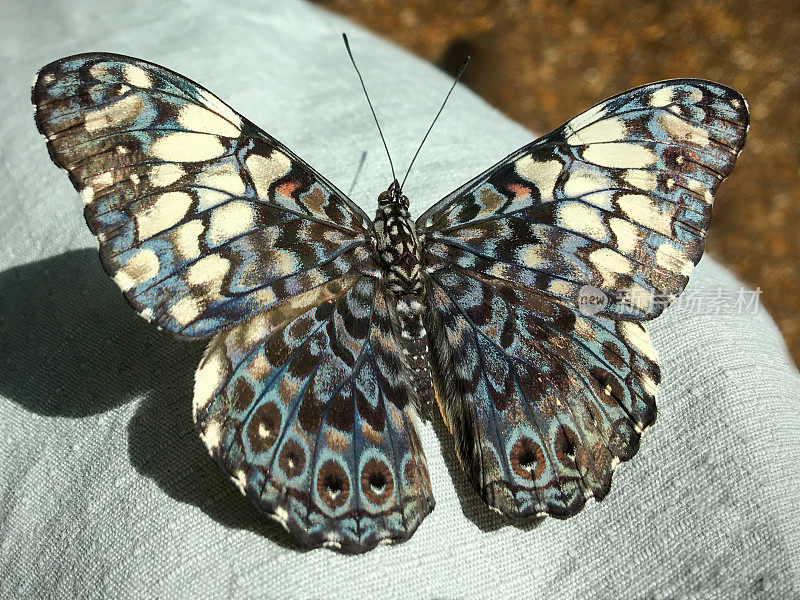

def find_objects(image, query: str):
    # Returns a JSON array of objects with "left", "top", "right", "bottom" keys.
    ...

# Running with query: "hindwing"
[
  {"left": 193, "top": 274, "right": 434, "bottom": 551},
  {"left": 425, "top": 266, "right": 659, "bottom": 517}
]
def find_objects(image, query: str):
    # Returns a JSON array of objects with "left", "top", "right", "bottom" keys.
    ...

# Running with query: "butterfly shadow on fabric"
[
  {"left": 127, "top": 368, "right": 308, "bottom": 551},
  {"left": 0, "top": 249, "right": 304, "bottom": 550},
  {"left": 0, "top": 248, "right": 189, "bottom": 417}
]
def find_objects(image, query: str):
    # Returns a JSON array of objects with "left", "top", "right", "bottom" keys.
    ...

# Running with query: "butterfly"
[{"left": 32, "top": 49, "right": 749, "bottom": 553}]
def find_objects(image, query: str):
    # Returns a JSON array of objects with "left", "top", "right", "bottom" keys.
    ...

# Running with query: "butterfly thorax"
[{"left": 373, "top": 181, "right": 423, "bottom": 297}]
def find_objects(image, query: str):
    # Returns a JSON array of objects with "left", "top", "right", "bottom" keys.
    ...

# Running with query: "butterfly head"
[{"left": 378, "top": 179, "right": 409, "bottom": 208}]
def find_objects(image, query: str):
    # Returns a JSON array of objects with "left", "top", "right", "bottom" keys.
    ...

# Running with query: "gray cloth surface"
[{"left": 1, "top": 0, "right": 799, "bottom": 598}]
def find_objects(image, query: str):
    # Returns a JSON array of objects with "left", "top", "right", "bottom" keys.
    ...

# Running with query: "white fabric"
[{"left": 1, "top": 0, "right": 798, "bottom": 597}]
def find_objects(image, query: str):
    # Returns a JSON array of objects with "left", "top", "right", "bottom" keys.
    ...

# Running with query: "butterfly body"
[
  {"left": 33, "top": 52, "right": 749, "bottom": 552},
  {"left": 371, "top": 181, "right": 436, "bottom": 410}
]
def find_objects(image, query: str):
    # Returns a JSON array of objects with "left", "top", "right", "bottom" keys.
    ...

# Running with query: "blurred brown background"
[{"left": 319, "top": 0, "right": 800, "bottom": 366}]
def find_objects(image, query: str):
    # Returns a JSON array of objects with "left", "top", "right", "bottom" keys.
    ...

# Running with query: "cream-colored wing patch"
[
  {"left": 187, "top": 254, "right": 231, "bottom": 287},
  {"left": 655, "top": 243, "right": 694, "bottom": 276},
  {"left": 207, "top": 201, "right": 257, "bottom": 245},
  {"left": 556, "top": 202, "right": 607, "bottom": 240},
  {"left": 609, "top": 217, "right": 641, "bottom": 255},
  {"left": 123, "top": 64, "right": 153, "bottom": 88},
  {"left": 246, "top": 151, "right": 293, "bottom": 198},
  {"left": 658, "top": 112, "right": 710, "bottom": 146},
  {"left": 616, "top": 194, "right": 674, "bottom": 236},
  {"left": 83, "top": 94, "right": 145, "bottom": 132},
  {"left": 150, "top": 132, "right": 227, "bottom": 162},
  {"left": 170, "top": 220, "right": 205, "bottom": 260},
  {"left": 589, "top": 247, "right": 633, "bottom": 282},
  {"left": 562, "top": 165, "right": 613, "bottom": 198},
  {"left": 114, "top": 248, "right": 160, "bottom": 291},
  {"left": 619, "top": 321, "right": 658, "bottom": 362},
  {"left": 148, "top": 163, "right": 185, "bottom": 187},
  {"left": 177, "top": 103, "right": 241, "bottom": 138},
  {"left": 195, "top": 161, "right": 247, "bottom": 196},
  {"left": 581, "top": 143, "right": 658, "bottom": 169},
  {"left": 648, "top": 86, "right": 675, "bottom": 107},
  {"left": 169, "top": 296, "right": 203, "bottom": 327},
  {"left": 566, "top": 117, "right": 628, "bottom": 145},
  {"left": 137, "top": 191, "right": 193, "bottom": 240},
  {"left": 515, "top": 156, "right": 562, "bottom": 201}
]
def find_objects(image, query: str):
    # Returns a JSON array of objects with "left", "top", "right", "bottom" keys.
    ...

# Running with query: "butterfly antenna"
[
  {"left": 343, "top": 33, "right": 397, "bottom": 184},
  {"left": 400, "top": 55, "right": 470, "bottom": 190},
  {"left": 347, "top": 150, "right": 368, "bottom": 197}
]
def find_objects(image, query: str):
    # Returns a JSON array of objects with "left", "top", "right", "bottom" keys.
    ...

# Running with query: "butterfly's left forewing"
[
  {"left": 419, "top": 79, "right": 748, "bottom": 518},
  {"left": 419, "top": 79, "right": 749, "bottom": 320},
  {"left": 33, "top": 53, "right": 373, "bottom": 339},
  {"left": 33, "top": 53, "right": 434, "bottom": 551}
]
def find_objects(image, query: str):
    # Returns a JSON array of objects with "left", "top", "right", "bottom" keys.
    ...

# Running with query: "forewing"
[
  {"left": 33, "top": 52, "right": 373, "bottom": 339},
  {"left": 193, "top": 274, "right": 435, "bottom": 552},
  {"left": 418, "top": 79, "right": 749, "bottom": 319},
  {"left": 425, "top": 266, "right": 659, "bottom": 518}
]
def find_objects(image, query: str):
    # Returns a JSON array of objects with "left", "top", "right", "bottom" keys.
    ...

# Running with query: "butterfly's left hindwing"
[
  {"left": 419, "top": 79, "right": 748, "bottom": 519},
  {"left": 33, "top": 53, "right": 373, "bottom": 339},
  {"left": 425, "top": 266, "right": 659, "bottom": 518},
  {"left": 194, "top": 275, "right": 434, "bottom": 552}
]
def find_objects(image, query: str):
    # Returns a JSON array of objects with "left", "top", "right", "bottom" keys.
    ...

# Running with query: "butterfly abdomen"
[{"left": 395, "top": 295, "right": 435, "bottom": 405}]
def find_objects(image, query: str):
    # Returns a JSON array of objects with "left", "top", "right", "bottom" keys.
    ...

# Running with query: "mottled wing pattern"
[
  {"left": 33, "top": 53, "right": 372, "bottom": 339},
  {"left": 419, "top": 79, "right": 749, "bottom": 319},
  {"left": 33, "top": 53, "right": 434, "bottom": 552},
  {"left": 425, "top": 267, "right": 660, "bottom": 518},
  {"left": 193, "top": 274, "right": 434, "bottom": 551},
  {"left": 419, "top": 80, "right": 748, "bottom": 518}
]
